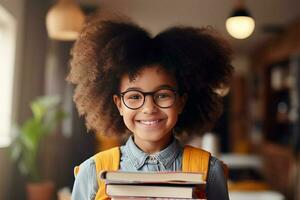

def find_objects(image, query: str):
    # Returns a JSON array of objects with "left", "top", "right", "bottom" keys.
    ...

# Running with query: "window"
[{"left": 0, "top": 5, "right": 17, "bottom": 147}]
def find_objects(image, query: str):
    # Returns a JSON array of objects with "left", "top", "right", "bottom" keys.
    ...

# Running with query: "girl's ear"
[
  {"left": 113, "top": 95, "right": 123, "bottom": 116},
  {"left": 178, "top": 93, "right": 188, "bottom": 114}
]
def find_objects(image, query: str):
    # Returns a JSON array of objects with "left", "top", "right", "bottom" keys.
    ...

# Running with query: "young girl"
[{"left": 68, "top": 14, "right": 233, "bottom": 200}]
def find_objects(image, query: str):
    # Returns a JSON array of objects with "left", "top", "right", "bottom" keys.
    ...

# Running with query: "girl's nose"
[{"left": 141, "top": 95, "right": 158, "bottom": 114}]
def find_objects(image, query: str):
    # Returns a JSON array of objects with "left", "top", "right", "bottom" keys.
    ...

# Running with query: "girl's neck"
[{"left": 133, "top": 135, "right": 173, "bottom": 154}]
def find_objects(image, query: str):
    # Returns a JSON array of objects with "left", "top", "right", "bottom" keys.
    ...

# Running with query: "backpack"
[{"left": 74, "top": 145, "right": 212, "bottom": 200}]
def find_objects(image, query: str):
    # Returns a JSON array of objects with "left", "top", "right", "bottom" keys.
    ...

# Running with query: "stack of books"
[{"left": 100, "top": 170, "right": 207, "bottom": 200}]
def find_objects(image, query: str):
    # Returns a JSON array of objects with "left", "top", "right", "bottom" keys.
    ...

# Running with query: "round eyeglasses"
[{"left": 120, "top": 88, "right": 177, "bottom": 110}]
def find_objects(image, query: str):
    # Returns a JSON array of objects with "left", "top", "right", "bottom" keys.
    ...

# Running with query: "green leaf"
[
  {"left": 30, "top": 95, "right": 60, "bottom": 120},
  {"left": 9, "top": 95, "right": 68, "bottom": 181},
  {"left": 21, "top": 120, "right": 41, "bottom": 150},
  {"left": 10, "top": 141, "right": 22, "bottom": 161}
]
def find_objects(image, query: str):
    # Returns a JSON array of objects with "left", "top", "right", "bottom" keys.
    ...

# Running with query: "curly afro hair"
[{"left": 67, "top": 14, "right": 233, "bottom": 136}]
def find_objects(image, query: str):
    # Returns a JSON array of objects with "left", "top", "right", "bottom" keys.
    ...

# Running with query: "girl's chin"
[
  {"left": 133, "top": 133, "right": 173, "bottom": 153},
  {"left": 134, "top": 131, "right": 173, "bottom": 143}
]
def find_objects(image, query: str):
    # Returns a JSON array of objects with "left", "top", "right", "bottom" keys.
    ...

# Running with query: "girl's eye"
[
  {"left": 156, "top": 93, "right": 171, "bottom": 99},
  {"left": 125, "top": 92, "right": 143, "bottom": 100},
  {"left": 129, "top": 95, "right": 142, "bottom": 100}
]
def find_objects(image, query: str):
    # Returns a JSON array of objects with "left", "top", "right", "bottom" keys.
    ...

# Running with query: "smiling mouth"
[{"left": 137, "top": 119, "right": 164, "bottom": 126}]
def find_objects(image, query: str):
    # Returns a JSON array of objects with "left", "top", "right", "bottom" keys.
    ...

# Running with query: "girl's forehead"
[{"left": 119, "top": 65, "right": 177, "bottom": 91}]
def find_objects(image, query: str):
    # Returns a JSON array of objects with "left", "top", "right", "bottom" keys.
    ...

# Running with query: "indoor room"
[{"left": 0, "top": 0, "right": 300, "bottom": 200}]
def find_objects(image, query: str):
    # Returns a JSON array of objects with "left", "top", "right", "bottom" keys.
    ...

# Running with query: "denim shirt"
[{"left": 71, "top": 136, "right": 229, "bottom": 200}]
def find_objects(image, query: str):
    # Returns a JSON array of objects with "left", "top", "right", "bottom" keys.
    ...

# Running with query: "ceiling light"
[
  {"left": 214, "top": 83, "right": 230, "bottom": 97},
  {"left": 46, "top": 0, "right": 85, "bottom": 41},
  {"left": 226, "top": 1, "right": 255, "bottom": 39}
]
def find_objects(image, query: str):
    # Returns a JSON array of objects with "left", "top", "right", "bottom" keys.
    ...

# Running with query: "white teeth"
[{"left": 139, "top": 120, "right": 160, "bottom": 125}]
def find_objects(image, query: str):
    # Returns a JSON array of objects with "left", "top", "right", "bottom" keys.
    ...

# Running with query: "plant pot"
[{"left": 26, "top": 181, "right": 55, "bottom": 200}]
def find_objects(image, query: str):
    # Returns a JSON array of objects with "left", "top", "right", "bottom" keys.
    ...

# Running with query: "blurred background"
[{"left": 0, "top": 0, "right": 300, "bottom": 200}]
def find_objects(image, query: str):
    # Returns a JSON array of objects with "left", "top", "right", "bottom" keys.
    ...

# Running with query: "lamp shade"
[
  {"left": 226, "top": 8, "right": 255, "bottom": 39},
  {"left": 214, "top": 83, "right": 230, "bottom": 97},
  {"left": 46, "top": 0, "right": 85, "bottom": 41}
]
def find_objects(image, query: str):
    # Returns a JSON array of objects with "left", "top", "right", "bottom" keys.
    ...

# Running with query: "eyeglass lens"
[{"left": 122, "top": 89, "right": 176, "bottom": 109}]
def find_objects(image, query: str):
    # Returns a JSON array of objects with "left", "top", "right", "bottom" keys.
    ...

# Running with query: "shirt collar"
[{"left": 124, "top": 135, "right": 182, "bottom": 170}]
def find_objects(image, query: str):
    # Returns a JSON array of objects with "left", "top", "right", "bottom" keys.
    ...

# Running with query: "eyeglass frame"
[{"left": 119, "top": 88, "right": 178, "bottom": 110}]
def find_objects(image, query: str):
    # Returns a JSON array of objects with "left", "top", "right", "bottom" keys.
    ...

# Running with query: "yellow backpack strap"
[
  {"left": 182, "top": 145, "right": 211, "bottom": 181},
  {"left": 74, "top": 166, "right": 80, "bottom": 177},
  {"left": 94, "top": 147, "right": 120, "bottom": 200}
]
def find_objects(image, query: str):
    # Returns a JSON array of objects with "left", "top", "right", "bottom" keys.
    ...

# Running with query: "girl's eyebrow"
[
  {"left": 123, "top": 85, "right": 176, "bottom": 92},
  {"left": 156, "top": 85, "right": 176, "bottom": 90}
]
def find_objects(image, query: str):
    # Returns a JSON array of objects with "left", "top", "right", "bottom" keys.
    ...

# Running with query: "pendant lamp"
[
  {"left": 46, "top": 0, "right": 85, "bottom": 41},
  {"left": 226, "top": 0, "right": 255, "bottom": 39},
  {"left": 214, "top": 83, "right": 230, "bottom": 97}
]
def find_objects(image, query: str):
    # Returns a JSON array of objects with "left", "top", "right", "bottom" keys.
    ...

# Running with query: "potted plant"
[{"left": 10, "top": 95, "right": 67, "bottom": 200}]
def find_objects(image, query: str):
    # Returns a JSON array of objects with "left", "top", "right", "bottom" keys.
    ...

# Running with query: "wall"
[
  {"left": 0, "top": 0, "right": 52, "bottom": 199},
  {"left": 0, "top": 0, "right": 25, "bottom": 199},
  {"left": 1, "top": 1, "right": 96, "bottom": 198}
]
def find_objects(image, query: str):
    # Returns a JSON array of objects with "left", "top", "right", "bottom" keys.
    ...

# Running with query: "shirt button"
[
  {"left": 148, "top": 156, "right": 157, "bottom": 163},
  {"left": 149, "top": 156, "right": 154, "bottom": 160}
]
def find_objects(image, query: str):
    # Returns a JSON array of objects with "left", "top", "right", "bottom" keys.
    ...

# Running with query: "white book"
[
  {"left": 100, "top": 171, "right": 205, "bottom": 184},
  {"left": 106, "top": 184, "right": 206, "bottom": 199}
]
